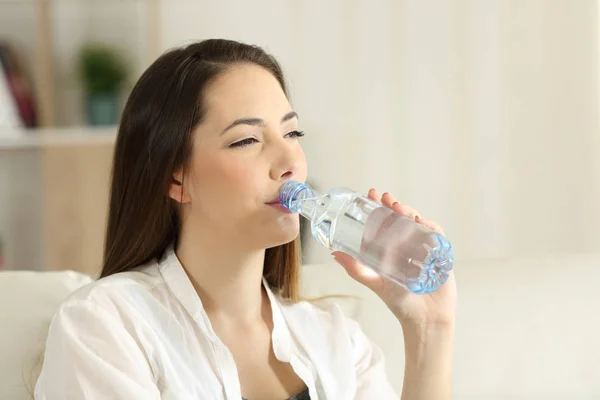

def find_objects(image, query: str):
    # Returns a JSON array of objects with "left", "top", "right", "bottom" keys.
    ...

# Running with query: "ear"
[{"left": 168, "top": 169, "right": 192, "bottom": 204}]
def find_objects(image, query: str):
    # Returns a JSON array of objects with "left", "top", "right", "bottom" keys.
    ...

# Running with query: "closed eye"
[
  {"left": 229, "top": 137, "right": 258, "bottom": 148},
  {"left": 286, "top": 130, "right": 305, "bottom": 139},
  {"left": 229, "top": 131, "right": 304, "bottom": 149}
]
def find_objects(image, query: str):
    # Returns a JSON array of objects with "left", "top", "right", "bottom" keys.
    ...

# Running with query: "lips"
[{"left": 266, "top": 196, "right": 280, "bottom": 205}]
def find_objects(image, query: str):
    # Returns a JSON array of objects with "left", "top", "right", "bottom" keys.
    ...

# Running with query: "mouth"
[{"left": 266, "top": 193, "right": 292, "bottom": 213}]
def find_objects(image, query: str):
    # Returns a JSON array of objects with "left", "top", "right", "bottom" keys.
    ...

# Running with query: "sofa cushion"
[
  {"left": 0, "top": 270, "right": 93, "bottom": 400},
  {"left": 301, "top": 254, "right": 600, "bottom": 398}
]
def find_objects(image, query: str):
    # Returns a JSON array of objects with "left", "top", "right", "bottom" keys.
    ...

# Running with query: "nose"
[{"left": 269, "top": 138, "right": 303, "bottom": 181}]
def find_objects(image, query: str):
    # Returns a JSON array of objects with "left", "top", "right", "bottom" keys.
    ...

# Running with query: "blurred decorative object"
[
  {"left": 78, "top": 43, "right": 129, "bottom": 126},
  {"left": 0, "top": 59, "right": 21, "bottom": 129},
  {"left": 0, "top": 41, "right": 37, "bottom": 129}
]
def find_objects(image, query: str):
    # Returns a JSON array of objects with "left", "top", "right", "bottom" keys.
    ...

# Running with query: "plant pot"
[{"left": 86, "top": 92, "right": 119, "bottom": 126}]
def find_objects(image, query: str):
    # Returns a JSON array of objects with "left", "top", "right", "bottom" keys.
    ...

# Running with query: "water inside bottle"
[
  {"left": 359, "top": 207, "right": 453, "bottom": 294},
  {"left": 306, "top": 191, "right": 372, "bottom": 252},
  {"left": 284, "top": 180, "right": 454, "bottom": 294}
]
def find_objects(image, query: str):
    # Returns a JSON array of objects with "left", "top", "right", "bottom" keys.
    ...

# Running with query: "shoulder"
[{"left": 55, "top": 260, "right": 166, "bottom": 321}]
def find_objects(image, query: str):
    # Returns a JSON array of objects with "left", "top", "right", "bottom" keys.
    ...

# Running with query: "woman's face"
[{"left": 174, "top": 63, "right": 307, "bottom": 250}]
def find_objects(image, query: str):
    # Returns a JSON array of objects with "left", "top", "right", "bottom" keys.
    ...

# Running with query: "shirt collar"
[
  {"left": 262, "top": 276, "right": 293, "bottom": 361},
  {"left": 158, "top": 245, "right": 219, "bottom": 340},
  {"left": 157, "top": 245, "right": 293, "bottom": 359}
]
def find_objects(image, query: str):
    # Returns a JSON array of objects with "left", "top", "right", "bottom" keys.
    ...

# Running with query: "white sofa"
[
  {"left": 1, "top": 255, "right": 599, "bottom": 399},
  {"left": 0, "top": 270, "right": 93, "bottom": 400},
  {"left": 302, "top": 254, "right": 600, "bottom": 399}
]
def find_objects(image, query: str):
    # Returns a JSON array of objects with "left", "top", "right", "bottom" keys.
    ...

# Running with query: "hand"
[{"left": 332, "top": 189, "right": 457, "bottom": 331}]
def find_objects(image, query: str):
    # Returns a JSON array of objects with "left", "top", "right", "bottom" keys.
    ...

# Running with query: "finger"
[
  {"left": 393, "top": 203, "right": 420, "bottom": 221},
  {"left": 368, "top": 188, "right": 382, "bottom": 204},
  {"left": 332, "top": 251, "right": 380, "bottom": 291},
  {"left": 416, "top": 216, "right": 445, "bottom": 235},
  {"left": 381, "top": 192, "right": 397, "bottom": 209}
]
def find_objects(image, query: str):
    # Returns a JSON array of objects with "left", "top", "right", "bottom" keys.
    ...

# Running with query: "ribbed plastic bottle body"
[{"left": 279, "top": 181, "right": 454, "bottom": 294}]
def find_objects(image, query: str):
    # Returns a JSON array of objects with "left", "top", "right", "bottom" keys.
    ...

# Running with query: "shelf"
[
  {"left": 0, "top": 0, "right": 160, "bottom": 127},
  {"left": 0, "top": 126, "right": 117, "bottom": 149}
]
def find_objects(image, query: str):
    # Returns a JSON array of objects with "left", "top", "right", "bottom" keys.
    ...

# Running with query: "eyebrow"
[{"left": 221, "top": 111, "right": 298, "bottom": 135}]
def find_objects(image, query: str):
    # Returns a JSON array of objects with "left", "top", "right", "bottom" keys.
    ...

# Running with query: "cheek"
[
  {"left": 191, "top": 154, "right": 258, "bottom": 201},
  {"left": 216, "top": 158, "right": 258, "bottom": 194}
]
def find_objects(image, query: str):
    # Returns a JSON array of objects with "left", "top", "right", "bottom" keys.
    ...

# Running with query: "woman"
[{"left": 35, "top": 39, "right": 456, "bottom": 399}]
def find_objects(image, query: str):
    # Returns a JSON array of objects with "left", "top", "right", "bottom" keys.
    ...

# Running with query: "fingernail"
[{"left": 392, "top": 201, "right": 399, "bottom": 207}]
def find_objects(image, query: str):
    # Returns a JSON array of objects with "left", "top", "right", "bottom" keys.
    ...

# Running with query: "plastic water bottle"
[{"left": 279, "top": 180, "right": 454, "bottom": 294}]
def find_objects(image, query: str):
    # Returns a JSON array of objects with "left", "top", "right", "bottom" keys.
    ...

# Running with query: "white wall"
[{"left": 157, "top": 0, "right": 600, "bottom": 263}]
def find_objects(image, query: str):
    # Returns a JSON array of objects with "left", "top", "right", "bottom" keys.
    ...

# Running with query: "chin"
[
  {"left": 262, "top": 220, "right": 301, "bottom": 248},
  {"left": 246, "top": 212, "right": 301, "bottom": 249},
  {"left": 266, "top": 237, "right": 299, "bottom": 250},
  {"left": 270, "top": 227, "right": 300, "bottom": 248}
]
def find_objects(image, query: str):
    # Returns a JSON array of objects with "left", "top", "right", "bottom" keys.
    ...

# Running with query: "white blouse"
[{"left": 34, "top": 247, "right": 398, "bottom": 399}]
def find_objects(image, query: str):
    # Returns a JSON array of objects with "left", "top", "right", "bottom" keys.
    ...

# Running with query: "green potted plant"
[{"left": 78, "top": 43, "right": 129, "bottom": 126}]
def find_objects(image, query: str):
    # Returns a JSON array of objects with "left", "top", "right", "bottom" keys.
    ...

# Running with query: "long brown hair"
[{"left": 101, "top": 39, "right": 302, "bottom": 301}]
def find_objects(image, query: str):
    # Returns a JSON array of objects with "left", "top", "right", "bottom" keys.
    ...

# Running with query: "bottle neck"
[
  {"left": 296, "top": 191, "right": 320, "bottom": 219},
  {"left": 280, "top": 180, "right": 319, "bottom": 213}
]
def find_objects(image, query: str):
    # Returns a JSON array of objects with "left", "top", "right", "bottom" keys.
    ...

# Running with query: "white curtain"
[{"left": 160, "top": 0, "right": 600, "bottom": 261}]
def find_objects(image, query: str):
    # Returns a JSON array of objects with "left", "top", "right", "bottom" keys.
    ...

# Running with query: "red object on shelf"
[{"left": 0, "top": 40, "right": 38, "bottom": 128}]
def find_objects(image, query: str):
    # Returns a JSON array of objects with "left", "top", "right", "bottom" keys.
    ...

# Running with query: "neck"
[{"left": 175, "top": 223, "right": 267, "bottom": 325}]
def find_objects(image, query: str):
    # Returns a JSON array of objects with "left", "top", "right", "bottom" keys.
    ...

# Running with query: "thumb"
[{"left": 332, "top": 251, "right": 381, "bottom": 292}]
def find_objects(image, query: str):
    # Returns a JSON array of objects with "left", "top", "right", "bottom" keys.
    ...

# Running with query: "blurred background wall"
[
  {"left": 158, "top": 0, "right": 599, "bottom": 264},
  {"left": 2, "top": 0, "right": 599, "bottom": 273}
]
